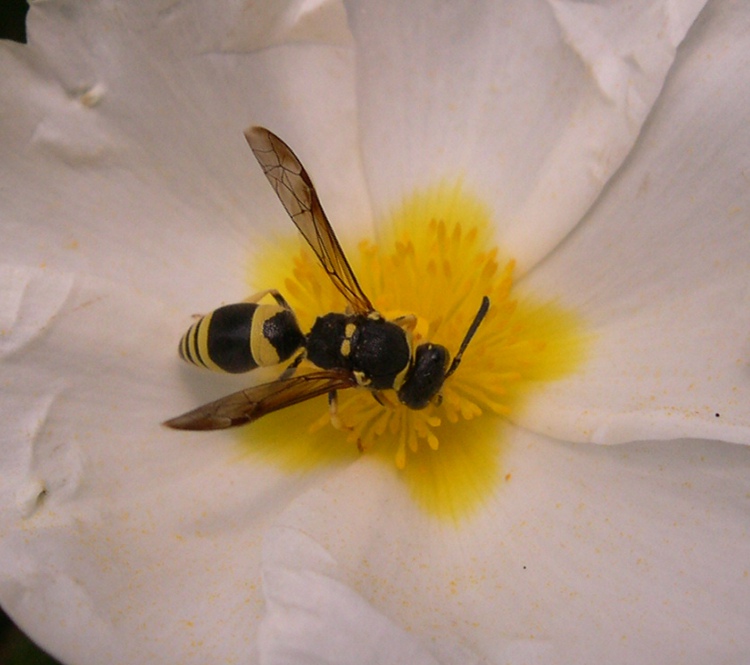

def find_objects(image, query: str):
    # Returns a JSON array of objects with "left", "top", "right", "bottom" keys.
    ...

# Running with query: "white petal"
[
  {"left": 259, "top": 527, "right": 441, "bottom": 665},
  {"left": 345, "top": 0, "right": 706, "bottom": 270},
  {"left": 199, "top": 0, "right": 353, "bottom": 52},
  {"left": 262, "top": 428, "right": 750, "bottom": 663},
  {"left": 518, "top": 1, "right": 750, "bottom": 445},
  {"left": 0, "top": 3, "right": 372, "bottom": 661},
  {"left": 0, "top": 266, "right": 337, "bottom": 663},
  {"left": 0, "top": 1, "right": 370, "bottom": 312}
]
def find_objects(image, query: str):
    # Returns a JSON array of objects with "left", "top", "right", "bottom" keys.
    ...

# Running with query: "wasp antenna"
[{"left": 445, "top": 296, "right": 490, "bottom": 379}]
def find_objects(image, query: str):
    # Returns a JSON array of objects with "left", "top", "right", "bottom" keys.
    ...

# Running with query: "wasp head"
[{"left": 397, "top": 343, "right": 449, "bottom": 410}]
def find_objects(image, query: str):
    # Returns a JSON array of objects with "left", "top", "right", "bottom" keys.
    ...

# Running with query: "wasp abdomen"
[{"left": 179, "top": 303, "right": 304, "bottom": 374}]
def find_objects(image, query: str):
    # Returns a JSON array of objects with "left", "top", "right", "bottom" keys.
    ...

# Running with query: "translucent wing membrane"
[
  {"left": 245, "top": 126, "right": 374, "bottom": 315},
  {"left": 164, "top": 370, "right": 356, "bottom": 430}
]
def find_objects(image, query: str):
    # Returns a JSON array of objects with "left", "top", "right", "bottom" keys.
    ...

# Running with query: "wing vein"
[{"left": 245, "top": 126, "right": 374, "bottom": 314}]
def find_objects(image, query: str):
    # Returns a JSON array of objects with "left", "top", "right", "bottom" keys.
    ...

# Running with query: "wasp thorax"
[
  {"left": 305, "top": 313, "right": 350, "bottom": 369},
  {"left": 307, "top": 313, "right": 411, "bottom": 391}
]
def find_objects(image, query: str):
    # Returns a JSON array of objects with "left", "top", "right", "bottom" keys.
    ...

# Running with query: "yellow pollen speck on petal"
[{"left": 243, "top": 181, "right": 587, "bottom": 523}]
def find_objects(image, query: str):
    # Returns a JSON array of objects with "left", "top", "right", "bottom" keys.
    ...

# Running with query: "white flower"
[{"left": 1, "top": 1, "right": 749, "bottom": 664}]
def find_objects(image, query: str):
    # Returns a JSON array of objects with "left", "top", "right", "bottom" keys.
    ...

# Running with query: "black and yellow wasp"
[{"left": 165, "top": 127, "right": 489, "bottom": 432}]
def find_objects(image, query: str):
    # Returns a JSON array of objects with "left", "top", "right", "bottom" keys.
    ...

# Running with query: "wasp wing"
[
  {"left": 164, "top": 370, "right": 356, "bottom": 431},
  {"left": 245, "top": 126, "right": 374, "bottom": 315}
]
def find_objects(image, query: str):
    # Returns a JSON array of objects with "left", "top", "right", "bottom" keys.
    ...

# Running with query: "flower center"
[{"left": 244, "top": 182, "right": 585, "bottom": 521}]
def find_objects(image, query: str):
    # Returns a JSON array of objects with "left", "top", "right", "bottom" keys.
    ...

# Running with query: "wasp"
[{"left": 165, "top": 127, "right": 489, "bottom": 432}]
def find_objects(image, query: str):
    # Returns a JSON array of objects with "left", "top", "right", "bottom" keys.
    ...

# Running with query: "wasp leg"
[
  {"left": 243, "top": 289, "right": 293, "bottom": 311},
  {"left": 278, "top": 351, "right": 305, "bottom": 380},
  {"left": 328, "top": 390, "right": 343, "bottom": 429},
  {"left": 329, "top": 391, "right": 366, "bottom": 452},
  {"left": 391, "top": 313, "right": 417, "bottom": 333},
  {"left": 371, "top": 390, "right": 397, "bottom": 408},
  {"left": 328, "top": 390, "right": 354, "bottom": 433}
]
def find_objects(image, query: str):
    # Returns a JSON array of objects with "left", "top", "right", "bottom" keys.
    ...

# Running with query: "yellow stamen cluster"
[{"left": 246, "top": 182, "right": 584, "bottom": 520}]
